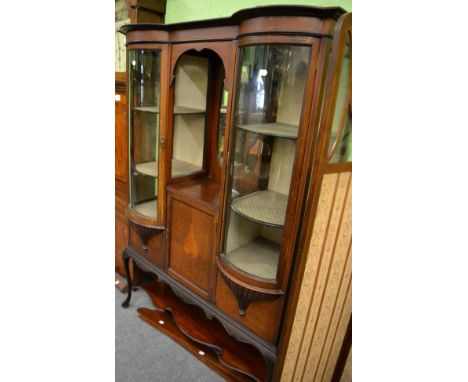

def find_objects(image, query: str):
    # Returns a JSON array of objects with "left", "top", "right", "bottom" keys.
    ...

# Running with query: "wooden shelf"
[
  {"left": 133, "top": 106, "right": 160, "bottom": 113},
  {"left": 133, "top": 199, "right": 157, "bottom": 219},
  {"left": 134, "top": 159, "right": 203, "bottom": 178},
  {"left": 225, "top": 237, "right": 280, "bottom": 280},
  {"left": 237, "top": 122, "right": 298, "bottom": 139},
  {"left": 139, "top": 280, "right": 267, "bottom": 382},
  {"left": 174, "top": 105, "right": 206, "bottom": 115},
  {"left": 231, "top": 190, "right": 288, "bottom": 227},
  {"left": 172, "top": 158, "right": 202, "bottom": 177},
  {"left": 133, "top": 106, "right": 206, "bottom": 114},
  {"left": 138, "top": 309, "right": 254, "bottom": 382},
  {"left": 135, "top": 161, "right": 158, "bottom": 177}
]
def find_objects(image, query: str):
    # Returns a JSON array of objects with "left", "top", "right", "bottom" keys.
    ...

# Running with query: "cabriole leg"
[{"left": 121, "top": 250, "right": 132, "bottom": 308}]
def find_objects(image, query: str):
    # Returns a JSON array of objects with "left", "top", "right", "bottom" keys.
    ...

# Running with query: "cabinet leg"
[
  {"left": 265, "top": 355, "right": 275, "bottom": 382},
  {"left": 121, "top": 250, "right": 133, "bottom": 308}
]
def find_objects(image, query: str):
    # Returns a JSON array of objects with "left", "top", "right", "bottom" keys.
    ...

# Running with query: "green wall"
[{"left": 165, "top": 0, "right": 351, "bottom": 24}]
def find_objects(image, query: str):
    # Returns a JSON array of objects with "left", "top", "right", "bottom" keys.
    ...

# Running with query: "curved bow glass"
[
  {"left": 128, "top": 50, "right": 161, "bottom": 219},
  {"left": 223, "top": 44, "right": 311, "bottom": 280}
]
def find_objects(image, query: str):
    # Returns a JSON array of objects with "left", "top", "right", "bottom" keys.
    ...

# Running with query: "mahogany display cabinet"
[{"left": 118, "top": 6, "right": 352, "bottom": 382}]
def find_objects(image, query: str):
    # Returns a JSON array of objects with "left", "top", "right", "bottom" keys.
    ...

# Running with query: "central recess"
[
  {"left": 172, "top": 53, "right": 208, "bottom": 178},
  {"left": 170, "top": 50, "right": 227, "bottom": 182}
]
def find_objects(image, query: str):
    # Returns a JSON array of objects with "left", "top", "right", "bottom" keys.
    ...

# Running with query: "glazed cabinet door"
[
  {"left": 127, "top": 46, "right": 168, "bottom": 227},
  {"left": 216, "top": 40, "right": 319, "bottom": 343},
  {"left": 220, "top": 44, "right": 312, "bottom": 283},
  {"left": 126, "top": 45, "right": 169, "bottom": 265}
]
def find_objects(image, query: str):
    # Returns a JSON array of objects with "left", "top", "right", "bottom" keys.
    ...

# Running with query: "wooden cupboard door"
[{"left": 167, "top": 195, "right": 215, "bottom": 299}]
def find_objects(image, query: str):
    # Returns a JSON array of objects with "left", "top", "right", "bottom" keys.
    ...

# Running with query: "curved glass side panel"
[
  {"left": 223, "top": 45, "right": 311, "bottom": 280},
  {"left": 328, "top": 33, "right": 352, "bottom": 163},
  {"left": 128, "top": 50, "right": 161, "bottom": 219}
]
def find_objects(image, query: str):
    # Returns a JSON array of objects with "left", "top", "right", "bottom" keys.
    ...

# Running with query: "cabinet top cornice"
[{"left": 119, "top": 5, "right": 345, "bottom": 35}]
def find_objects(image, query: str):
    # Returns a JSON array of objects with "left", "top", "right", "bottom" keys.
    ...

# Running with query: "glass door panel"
[
  {"left": 328, "top": 33, "right": 352, "bottom": 163},
  {"left": 223, "top": 45, "right": 311, "bottom": 280},
  {"left": 172, "top": 54, "right": 209, "bottom": 178},
  {"left": 129, "top": 50, "right": 161, "bottom": 219}
]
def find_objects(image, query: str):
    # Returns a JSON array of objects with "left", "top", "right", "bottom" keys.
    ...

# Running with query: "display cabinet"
[{"left": 118, "top": 7, "right": 352, "bottom": 382}]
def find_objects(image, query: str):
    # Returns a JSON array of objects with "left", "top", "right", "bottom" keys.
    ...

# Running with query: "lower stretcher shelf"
[
  {"left": 138, "top": 309, "right": 253, "bottom": 382},
  {"left": 139, "top": 280, "right": 267, "bottom": 382}
]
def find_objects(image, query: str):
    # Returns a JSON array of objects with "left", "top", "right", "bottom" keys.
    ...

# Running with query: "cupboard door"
[{"left": 167, "top": 194, "right": 215, "bottom": 299}]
